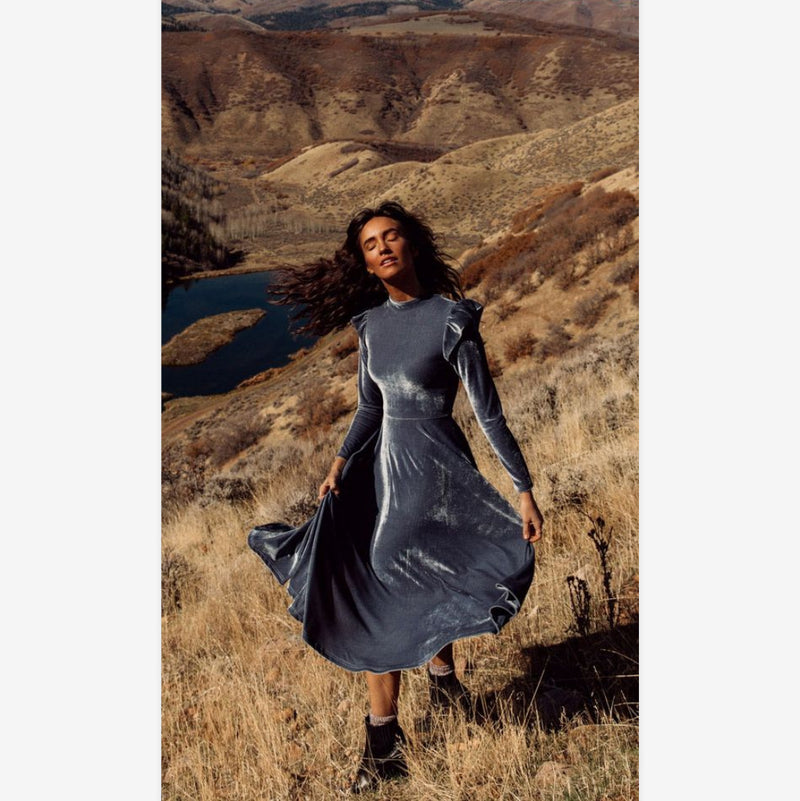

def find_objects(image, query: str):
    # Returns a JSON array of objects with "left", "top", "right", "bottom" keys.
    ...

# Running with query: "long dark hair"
[{"left": 268, "top": 201, "right": 463, "bottom": 336}]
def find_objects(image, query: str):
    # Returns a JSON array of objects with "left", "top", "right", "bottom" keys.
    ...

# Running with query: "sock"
[
  {"left": 428, "top": 661, "right": 454, "bottom": 677},
  {"left": 368, "top": 712, "right": 397, "bottom": 726}
]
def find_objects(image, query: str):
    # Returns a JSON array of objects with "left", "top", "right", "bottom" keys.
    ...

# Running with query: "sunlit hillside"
[
  {"left": 161, "top": 1, "right": 639, "bottom": 37},
  {"left": 161, "top": 9, "right": 638, "bottom": 797},
  {"left": 162, "top": 172, "right": 639, "bottom": 800},
  {"left": 162, "top": 19, "right": 637, "bottom": 264}
]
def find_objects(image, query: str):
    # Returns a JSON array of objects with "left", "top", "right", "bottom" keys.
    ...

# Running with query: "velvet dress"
[{"left": 248, "top": 293, "right": 535, "bottom": 673}]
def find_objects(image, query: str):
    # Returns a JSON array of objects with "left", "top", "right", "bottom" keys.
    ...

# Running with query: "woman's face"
[{"left": 358, "top": 216, "right": 417, "bottom": 284}]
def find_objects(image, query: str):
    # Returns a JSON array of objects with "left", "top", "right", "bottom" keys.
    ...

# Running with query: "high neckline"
[{"left": 385, "top": 293, "right": 432, "bottom": 309}]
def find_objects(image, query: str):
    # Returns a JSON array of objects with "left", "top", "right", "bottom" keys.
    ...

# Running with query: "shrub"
[
  {"left": 514, "top": 382, "right": 559, "bottom": 428},
  {"left": 458, "top": 241, "right": 497, "bottom": 274},
  {"left": 535, "top": 236, "right": 574, "bottom": 280},
  {"left": 162, "top": 442, "right": 207, "bottom": 511},
  {"left": 330, "top": 329, "right": 358, "bottom": 359},
  {"left": 510, "top": 182, "right": 584, "bottom": 234},
  {"left": 199, "top": 476, "right": 255, "bottom": 507},
  {"left": 504, "top": 331, "right": 539, "bottom": 364},
  {"left": 493, "top": 300, "right": 520, "bottom": 322},
  {"left": 464, "top": 186, "right": 638, "bottom": 298},
  {"left": 546, "top": 465, "right": 596, "bottom": 512},
  {"left": 538, "top": 323, "right": 573, "bottom": 360},
  {"left": 589, "top": 166, "right": 619, "bottom": 182},
  {"left": 604, "top": 392, "right": 636, "bottom": 432},
  {"left": 335, "top": 351, "right": 359, "bottom": 378},
  {"left": 463, "top": 230, "right": 538, "bottom": 293},
  {"left": 283, "top": 495, "right": 320, "bottom": 526},
  {"left": 296, "top": 387, "right": 352, "bottom": 438},
  {"left": 486, "top": 350, "right": 503, "bottom": 378},
  {"left": 162, "top": 548, "right": 199, "bottom": 614},
  {"left": 610, "top": 257, "right": 639, "bottom": 286},
  {"left": 573, "top": 290, "right": 619, "bottom": 328},
  {"left": 207, "top": 415, "right": 271, "bottom": 468}
]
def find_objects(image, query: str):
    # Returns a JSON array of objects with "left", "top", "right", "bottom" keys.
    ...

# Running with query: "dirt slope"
[{"left": 162, "top": 24, "right": 637, "bottom": 159}]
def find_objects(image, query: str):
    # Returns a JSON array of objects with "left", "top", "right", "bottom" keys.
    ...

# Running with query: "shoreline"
[{"left": 168, "top": 262, "right": 275, "bottom": 284}]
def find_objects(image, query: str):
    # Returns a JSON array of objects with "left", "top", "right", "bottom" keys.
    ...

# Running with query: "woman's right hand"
[{"left": 318, "top": 457, "right": 347, "bottom": 500}]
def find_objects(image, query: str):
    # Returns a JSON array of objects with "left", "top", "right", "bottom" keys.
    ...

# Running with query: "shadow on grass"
[
  {"left": 478, "top": 622, "right": 639, "bottom": 731},
  {"left": 415, "top": 622, "right": 638, "bottom": 739}
]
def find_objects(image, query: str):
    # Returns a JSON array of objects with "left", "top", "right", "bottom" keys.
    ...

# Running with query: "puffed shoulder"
[
  {"left": 350, "top": 308, "right": 370, "bottom": 338},
  {"left": 442, "top": 297, "right": 484, "bottom": 362}
]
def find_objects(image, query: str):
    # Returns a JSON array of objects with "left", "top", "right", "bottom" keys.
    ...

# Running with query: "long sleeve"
[
  {"left": 443, "top": 299, "right": 533, "bottom": 493},
  {"left": 336, "top": 311, "right": 383, "bottom": 459}
]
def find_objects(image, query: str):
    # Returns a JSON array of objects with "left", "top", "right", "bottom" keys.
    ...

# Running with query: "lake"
[{"left": 161, "top": 271, "right": 316, "bottom": 398}]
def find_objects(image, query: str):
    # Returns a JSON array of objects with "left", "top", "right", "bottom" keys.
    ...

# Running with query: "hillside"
[
  {"left": 162, "top": 23, "right": 637, "bottom": 160},
  {"left": 161, "top": 166, "right": 638, "bottom": 461},
  {"left": 162, "top": 1, "right": 639, "bottom": 36},
  {"left": 278, "top": 97, "right": 638, "bottom": 240},
  {"left": 466, "top": 0, "right": 639, "bottom": 37},
  {"left": 161, "top": 169, "right": 639, "bottom": 799},
  {"left": 162, "top": 20, "right": 637, "bottom": 260},
  {"left": 161, "top": 15, "right": 638, "bottom": 799},
  {"left": 165, "top": 95, "right": 636, "bottom": 273}
]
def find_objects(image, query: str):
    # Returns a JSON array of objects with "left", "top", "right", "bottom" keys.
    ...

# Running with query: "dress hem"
[{"left": 301, "top": 619, "right": 514, "bottom": 675}]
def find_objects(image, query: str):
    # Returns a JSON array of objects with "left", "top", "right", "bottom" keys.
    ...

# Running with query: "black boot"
[
  {"left": 428, "top": 670, "right": 472, "bottom": 716},
  {"left": 350, "top": 715, "right": 408, "bottom": 794}
]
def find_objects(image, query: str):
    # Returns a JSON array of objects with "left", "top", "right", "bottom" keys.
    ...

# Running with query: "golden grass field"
[{"left": 162, "top": 222, "right": 639, "bottom": 798}]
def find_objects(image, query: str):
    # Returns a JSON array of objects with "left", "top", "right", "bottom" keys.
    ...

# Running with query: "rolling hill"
[
  {"left": 162, "top": 0, "right": 639, "bottom": 36},
  {"left": 162, "top": 21, "right": 637, "bottom": 159},
  {"left": 162, "top": 19, "right": 637, "bottom": 260}
]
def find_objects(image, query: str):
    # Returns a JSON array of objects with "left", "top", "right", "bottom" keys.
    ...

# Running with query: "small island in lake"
[{"left": 162, "top": 309, "right": 266, "bottom": 366}]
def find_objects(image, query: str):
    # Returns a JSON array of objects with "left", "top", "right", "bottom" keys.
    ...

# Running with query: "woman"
[{"left": 248, "top": 201, "right": 544, "bottom": 794}]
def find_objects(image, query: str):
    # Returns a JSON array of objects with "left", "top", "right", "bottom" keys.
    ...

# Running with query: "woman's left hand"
[{"left": 519, "top": 491, "right": 543, "bottom": 543}]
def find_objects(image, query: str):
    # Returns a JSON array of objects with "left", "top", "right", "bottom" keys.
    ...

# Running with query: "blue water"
[{"left": 161, "top": 271, "right": 316, "bottom": 398}]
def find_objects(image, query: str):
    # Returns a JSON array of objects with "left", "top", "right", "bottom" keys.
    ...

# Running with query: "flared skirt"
[{"left": 248, "top": 416, "right": 535, "bottom": 673}]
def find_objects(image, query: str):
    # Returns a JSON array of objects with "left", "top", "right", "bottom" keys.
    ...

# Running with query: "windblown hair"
[{"left": 268, "top": 201, "right": 463, "bottom": 336}]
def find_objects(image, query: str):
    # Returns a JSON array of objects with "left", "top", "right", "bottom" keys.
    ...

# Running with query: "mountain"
[
  {"left": 162, "top": 17, "right": 636, "bottom": 258},
  {"left": 162, "top": 21, "right": 637, "bottom": 160},
  {"left": 162, "top": 0, "right": 638, "bottom": 36},
  {"left": 466, "top": 1, "right": 638, "bottom": 37}
]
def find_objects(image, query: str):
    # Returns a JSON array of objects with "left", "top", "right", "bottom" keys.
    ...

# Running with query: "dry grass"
[
  {"left": 572, "top": 290, "right": 619, "bottom": 329},
  {"left": 503, "top": 331, "right": 538, "bottom": 364},
  {"left": 162, "top": 325, "right": 638, "bottom": 799},
  {"left": 295, "top": 386, "right": 353, "bottom": 440},
  {"left": 161, "top": 117, "right": 639, "bottom": 799},
  {"left": 462, "top": 184, "right": 638, "bottom": 300}
]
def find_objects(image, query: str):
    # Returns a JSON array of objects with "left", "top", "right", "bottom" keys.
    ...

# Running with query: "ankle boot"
[
  {"left": 350, "top": 715, "right": 408, "bottom": 794},
  {"left": 428, "top": 670, "right": 472, "bottom": 715}
]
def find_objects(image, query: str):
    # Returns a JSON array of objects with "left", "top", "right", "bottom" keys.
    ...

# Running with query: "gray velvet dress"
[{"left": 248, "top": 293, "right": 535, "bottom": 673}]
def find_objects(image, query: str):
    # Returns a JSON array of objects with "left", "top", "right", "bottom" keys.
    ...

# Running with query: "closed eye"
[{"left": 361, "top": 226, "right": 403, "bottom": 253}]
